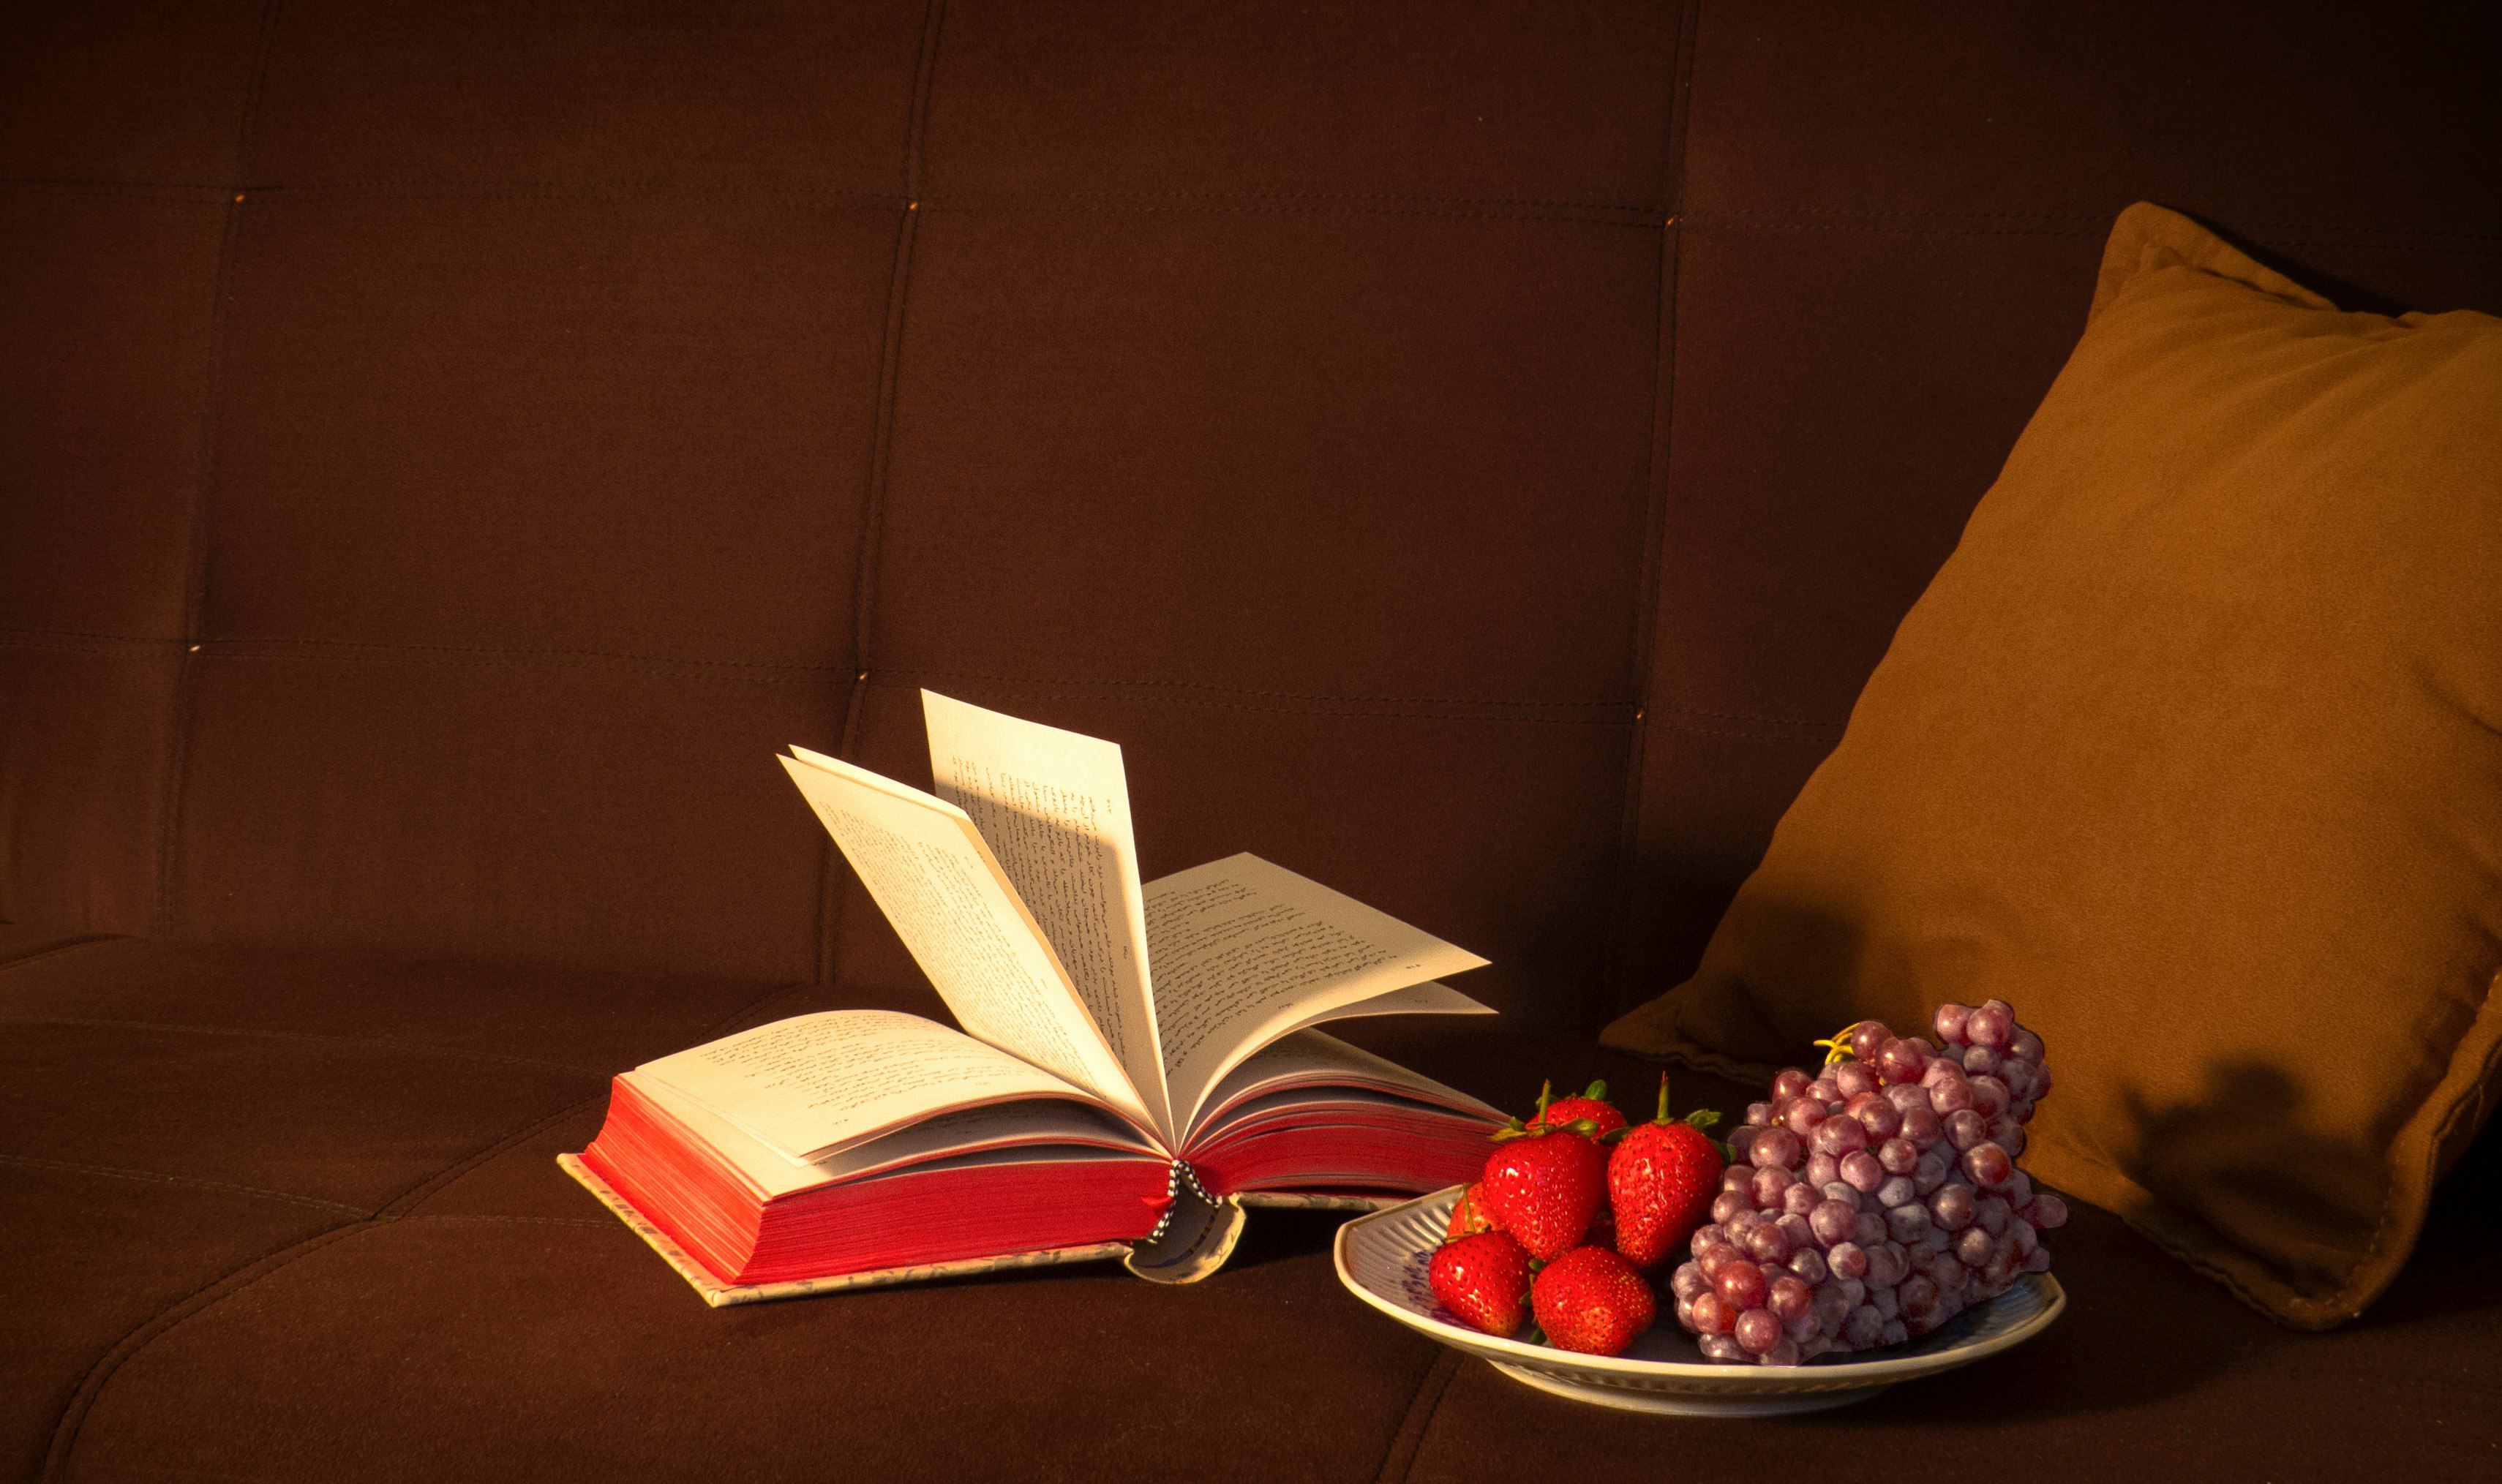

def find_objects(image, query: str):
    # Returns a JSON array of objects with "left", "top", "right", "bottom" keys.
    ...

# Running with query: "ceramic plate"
[{"left": 1334, "top": 1185, "right": 2065, "bottom": 1415}]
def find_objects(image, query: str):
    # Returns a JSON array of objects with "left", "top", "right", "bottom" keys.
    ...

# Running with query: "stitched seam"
[
  {"left": 1683, "top": 217, "right": 2105, "bottom": 239},
  {"left": 44, "top": 1223, "right": 371, "bottom": 1484},
  {"left": 1603, "top": 0, "right": 1703, "bottom": 1026},
  {"left": 895, "top": 682, "right": 1635, "bottom": 726},
  {"left": 0, "top": 935, "right": 119, "bottom": 973},
  {"left": 901, "top": 665, "right": 1628, "bottom": 710},
  {"left": 1372, "top": 1350, "right": 1462, "bottom": 1484},
  {"left": 141, "top": 633, "right": 844, "bottom": 670},
  {"left": 378, "top": 1092, "right": 612, "bottom": 1220},
  {"left": 0, "top": 1014, "right": 614, "bottom": 1077},
  {"left": 407, "top": 1214, "right": 617, "bottom": 1228},
  {"left": 1657, "top": 703, "right": 1847, "bottom": 731},
  {"left": 172, "top": 647, "right": 841, "bottom": 685},
  {"left": 922, "top": 197, "right": 1659, "bottom": 228},
  {"left": 0, "top": 1153, "right": 369, "bottom": 1216}
]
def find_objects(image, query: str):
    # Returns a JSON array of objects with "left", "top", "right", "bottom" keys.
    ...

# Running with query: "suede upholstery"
[{"left": 4, "top": 3, "right": 2498, "bottom": 1479}]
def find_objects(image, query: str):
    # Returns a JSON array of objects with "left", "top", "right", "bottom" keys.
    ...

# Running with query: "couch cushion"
[{"left": 17, "top": 965, "right": 2498, "bottom": 1481}]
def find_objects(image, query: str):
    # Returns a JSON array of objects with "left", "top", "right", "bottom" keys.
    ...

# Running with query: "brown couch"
[{"left": 6, "top": 4, "right": 2497, "bottom": 1479}]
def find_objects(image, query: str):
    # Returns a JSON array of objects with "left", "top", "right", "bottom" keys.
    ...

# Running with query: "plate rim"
[{"left": 1333, "top": 1183, "right": 2065, "bottom": 1390}]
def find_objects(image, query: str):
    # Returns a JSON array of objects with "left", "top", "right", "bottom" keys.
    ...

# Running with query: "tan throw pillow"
[{"left": 1604, "top": 203, "right": 2502, "bottom": 1329}]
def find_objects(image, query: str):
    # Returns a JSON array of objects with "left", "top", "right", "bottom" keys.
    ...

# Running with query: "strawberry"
[
  {"left": 1534, "top": 1079, "right": 1627, "bottom": 1139},
  {"left": 1429, "top": 1230, "right": 1533, "bottom": 1336},
  {"left": 1607, "top": 1073, "right": 1724, "bottom": 1270},
  {"left": 1481, "top": 1082, "right": 1608, "bottom": 1261},
  {"left": 1444, "top": 1182, "right": 1502, "bottom": 1240},
  {"left": 1532, "top": 1245, "right": 1658, "bottom": 1356}
]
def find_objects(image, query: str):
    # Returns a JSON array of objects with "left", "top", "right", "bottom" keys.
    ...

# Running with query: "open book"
[{"left": 567, "top": 691, "right": 1504, "bottom": 1304}]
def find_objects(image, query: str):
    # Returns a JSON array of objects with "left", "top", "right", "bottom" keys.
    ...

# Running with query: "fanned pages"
[
  {"left": 923, "top": 690, "right": 1173, "bottom": 1142},
  {"left": 777, "top": 747, "right": 1151, "bottom": 1132},
  {"left": 575, "top": 695, "right": 1505, "bottom": 1303}
]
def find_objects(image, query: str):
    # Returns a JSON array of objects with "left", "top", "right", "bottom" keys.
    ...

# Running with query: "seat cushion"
[{"left": 9, "top": 943, "right": 2499, "bottom": 1480}]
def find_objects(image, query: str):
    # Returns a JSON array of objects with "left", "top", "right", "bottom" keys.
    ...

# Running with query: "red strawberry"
[
  {"left": 1535, "top": 1079, "right": 1627, "bottom": 1139},
  {"left": 1444, "top": 1182, "right": 1502, "bottom": 1240},
  {"left": 1481, "top": 1082, "right": 1608, "bottom": 1261},
  {"left": 1532, "top": 1245, "right": 1658, "bottom": 1356},
  {"left": 1429, "top": 1230, "right": 1533, "bottom": 1336},
  {"left": 1608, "top": 1073, "right": 1724, "bottom": 1270}
]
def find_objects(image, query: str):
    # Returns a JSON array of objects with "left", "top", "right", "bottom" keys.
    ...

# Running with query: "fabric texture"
[{"left": 1607, "top": 203, "right": 2502, "bottom": 1328}]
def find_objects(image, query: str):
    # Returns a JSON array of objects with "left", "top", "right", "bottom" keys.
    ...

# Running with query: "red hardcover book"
[{"left": 571, "top": 693, "right": 1503, "bottom": 1303}]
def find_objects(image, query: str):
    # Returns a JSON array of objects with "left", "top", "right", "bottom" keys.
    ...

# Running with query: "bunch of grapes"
[{"left": 1668, "top": 998, "right": 2068, "bottom": 1366}]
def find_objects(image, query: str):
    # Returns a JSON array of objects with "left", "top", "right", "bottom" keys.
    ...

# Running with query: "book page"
[
  {"left": 631, "top": 1010, "right": 1113, "bottom": 1166},
  {"left": 780, "top": 750, "right": 1152, "bottom": 1132},
  {"left": 623, "top": 1070, "right": 1162, "bottom": 1199},
  {"left": 1143, "top": 854, "right": 1491, "bottom": 1134},
  {"left": 922, "top": 691, "right": 1171, "bottom": 1140},
  {"left": 1182, "top": 1029, "right": 1506, "bottom": 1150}
]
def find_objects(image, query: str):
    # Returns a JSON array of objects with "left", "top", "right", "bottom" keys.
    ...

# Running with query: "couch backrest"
[{"left": 7, "top": 1, "right": 2498, "bottom": 1029}]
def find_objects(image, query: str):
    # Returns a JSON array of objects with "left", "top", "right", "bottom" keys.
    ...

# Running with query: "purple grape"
[
  {"left": 1690, "top": 1224, "right": 1727, "bottom": 1259},
  {"left": 1753, "top": 1126, "right": 1803, "bottom": 1170},
  {"left": 1969, "top": 1075, "right": 2011, "bottom": 1119},
  {"left": 1879, "top": 1318, "right": 1909, "bottom": 1347},
  {"left": 1999, "top": 1059, "right": 2037, "bottom": 1101},
  {"left": 1710, "top": 1190, "right": 1749, "bottom": 1225},
  {"left": 1807, "top": 1077, "right": 1841, "bottom": 1105},
  {"left": 1753, "top": 1164, "right": 1795, "bottom": 1210},
  {"left": 1813, "top": 1117, "right": 1869, "bottom": 1158},
  {"left": 1735, "top": 1306, "right": 1781, "bottom": 1355},
  {"left": 1813, "top": 1281, "right": 1852, "bottom": 1327},
  {"left": 1964, "top": 1142, "right": 2014, "bottom": 1189},
  {"left": 1878, "top": 1137, "right": 1920, "bottom": 1175},
  {"left": 1870, "top": 1284, "right": 1900, "bottom": 1322},
  {"left": 1700, "top": 1332, "right": 1747, "bottom": 1360},
  {"left": 1838, "top": 1304, "right": 1879, "bottom": 1347},
  {"left": 1852, "top": 1093, "right": 1904, "bottom": 1141},
  {"left": 1930, "top": 1183, "right": 1977, "bottom": 1232},
  {"left": 1946, "top": 1108, "right": 1988, "bottom": 1152},
  {"left": 1672, "top": 1262, "right": 1711, "bottom": 1301},
  {"left": 1777, "top": 1212, "right": 1816, "bottom": 1249},
  {"left": 1887, "top": 1202, "right": 1933, "bottom": 1242},
  {"left": 1934, "top": 1002, "right": 1972, "bottom": 1044},
  {"left": 1781, "top": 1180, "right": 1820, "bottom": 1218},
  {"left": 1763, "top": 1336, "right": 1803, "bottom": 1366},
  {"left": 1772, "top": 1067, "right": 1814, "bottom": 1100},
  {"left": 2026, "top": 1193, "right": 2070, "bottom": 1229},
  {"left": 1988, "top": 1117, "right": 2027, "bottom": 1159},
  {"left": 1675, "top": 1295, "right": 1698, "bottom": 1332},
  {"left": 1852, "top": 1210, "right": 1887, "bottom": 1247},
  {"left": 1784, "top": 1099, "right": 1827, "bottom": 1137},
  {"left": 1967, "top": 1003, "right": 2013, "bottom": 1050},
  {"left": 1930, "top": 1077, "right": 1975, "bottom": 1115},
  {"left": 1810, "top": 1199, "right": 1857, "bottom": 1246},
  {"left": 1721, "top": 1164, "right": 1754, "bottom": 1194},
  {"left": 1806, "top": 1152, "right": 1842, "bottom": 1188},
  {"left": 1790, "top": 1246, "right": 1829, "bottom": 1285},
  {"left": 1718, "top": 1259, "right": 1770, "bottom": 1312},
  {"left": 1827, "top": 1241, "right": 1869, "bottom": 1280},
  {"left": 1745, "top": 1101, "right": 1775, "bottom": 1127},
  {"left": 1876, "top": 1175, "right": 1917, "bottom": 1210},
  {"left": 1956, "top": 1227, "right": 1994, "bottom": 1267},
  {"left": 2012, "top": 1219, "right": 2039, "bottom": 1259},
  {"left": 2002, "top": 1171, "right": 2033, "bottom": 1210},
  {"left": 1866, "top": 1245, "right": 1907, "bottom": 1288},
  {"left": 1898, "top": 1273, "right": 1940, "bottom": 1319},
  {"left": 1934, "top": 1256, "right": 1969, "bottom": 1297},
  {"left": 2024, "top": 1246, "right": 2054, "bottom": 1273},
  {"left": 1744, "top": 1221, "right": 1789, "bottom": 1264},
  {"left": 1961, "top": 1044, "right": 2004, "bottom": 1079},
  {"left": 1698, "top": 1242, "right": 1740, "bottom": 1279},
  {"left": 1833, "top": 1061, "right": 1879, "bottom": 1099},
  {"left": 1900, "top": 1103, "right": 1944, "bottom": 1145},
  {"left": 1885, "top": 1082, "right": 1929, "bottom": 1115},
  {"left": 1691, "top": 1292, "right": 1738, "bottom": 1335},
  {"left": 1878, "top": 1038, "right": 1927, "bottom": 1085},
  {"left": 1840, "top": 1150, "right": 1885, "bottom": 1193},
  {"left": 2010, "top": 1026, "right": 2045, "bottom": 1063},
  {"left": 1770, "top": 1273, "right": 1814, "bottom": 1322},
  {"left": 1849, "top": 1022, "right": 1893, "bottom": 1062}
]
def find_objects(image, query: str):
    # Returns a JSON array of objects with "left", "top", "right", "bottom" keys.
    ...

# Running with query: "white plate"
[{"left": 1334, "top": 1184, "right": 2065, "bottom": 1416}]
